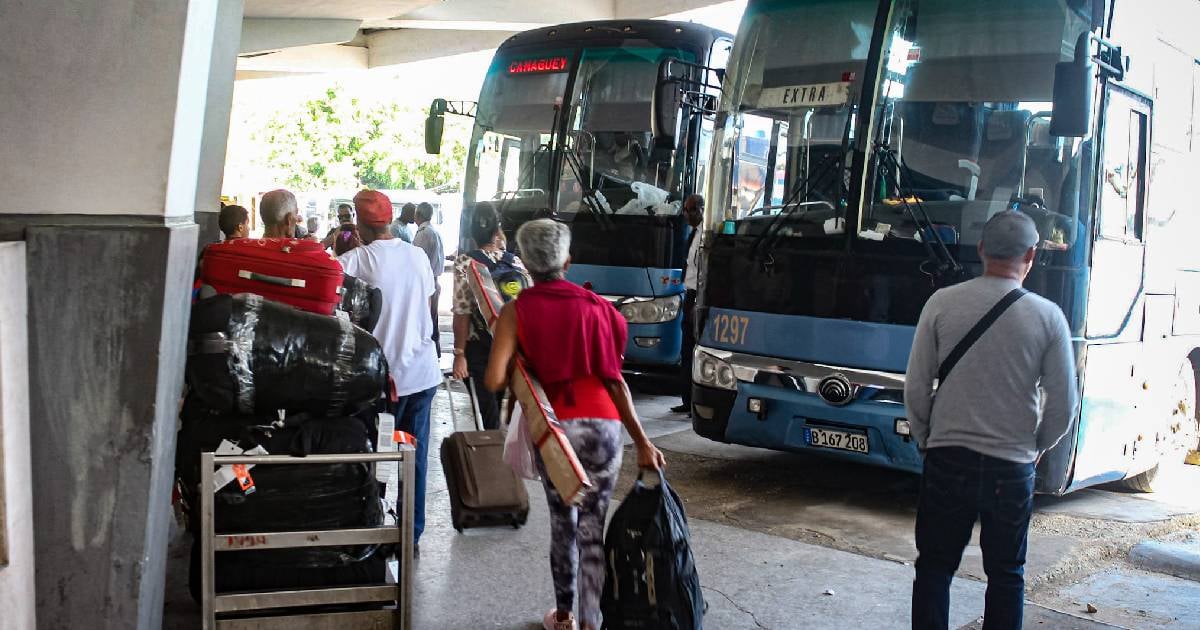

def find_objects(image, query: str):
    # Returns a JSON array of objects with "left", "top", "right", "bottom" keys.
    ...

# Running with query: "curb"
[{"left": 1129, "top": 540, "right": 1200, "bottom": 581}]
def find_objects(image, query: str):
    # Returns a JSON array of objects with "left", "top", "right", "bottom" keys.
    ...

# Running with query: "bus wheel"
[{"left": 1118, "top": 360, "right": 1200, "bottom": 493}]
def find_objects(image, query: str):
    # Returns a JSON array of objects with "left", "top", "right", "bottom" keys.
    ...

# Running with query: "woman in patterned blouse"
[{"left": 450, "top": 201, "right": 530, "bottom": 428}]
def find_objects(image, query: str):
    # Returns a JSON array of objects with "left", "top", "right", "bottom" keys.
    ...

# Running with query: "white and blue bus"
[
  {"left": 427, "top": 20, "right": 731, "bottom": 371},
  {"left": 689, "top": 0, "right": 1200, "bottom": 493}
]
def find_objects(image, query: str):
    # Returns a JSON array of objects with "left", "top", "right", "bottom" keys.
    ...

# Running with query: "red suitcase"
[{"left": 201, "top": 238, "right": 343, "bottom": 315}]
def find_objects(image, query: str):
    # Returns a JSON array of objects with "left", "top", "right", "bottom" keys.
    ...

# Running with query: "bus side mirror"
[
  {"left": 1050, "top": 34, "right": 1095, "bottom": 137},
  {"left": 652, "top": 62, "right": 682, "bottom": 150},
  {"left": 425, "top": 98, "right": 447, "bottom": 154}
]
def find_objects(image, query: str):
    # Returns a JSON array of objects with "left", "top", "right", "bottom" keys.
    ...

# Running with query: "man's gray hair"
[
  {"left": 260, "top": 189, "right": 297, "bottom": 227},
  {"left": 416, "top": 201, "right": 435, "bottom": 223},
  {"left": 516, "top": 219, "right": 571, "bottom": 280}
]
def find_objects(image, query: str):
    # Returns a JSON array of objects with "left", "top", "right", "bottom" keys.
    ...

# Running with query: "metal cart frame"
[{"left": 199, "top": 451, "right": 415, "bottom": 630}]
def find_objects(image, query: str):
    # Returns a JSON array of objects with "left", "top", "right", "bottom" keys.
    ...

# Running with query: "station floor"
[{"left": 162, "top": 376, "right": 1200, "bottom": 629}]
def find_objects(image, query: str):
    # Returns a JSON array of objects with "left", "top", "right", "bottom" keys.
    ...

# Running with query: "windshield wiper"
[
  {"left": 560, "top": 143, "right": 617, "bottom": 230},
  {"left": 873, "top": 144, "right": 963, "bottom": 280},
  {"left": 751, "top": 150, "right": 844, "bottom": 258}
]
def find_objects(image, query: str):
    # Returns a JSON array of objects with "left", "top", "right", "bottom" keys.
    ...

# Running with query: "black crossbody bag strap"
[{"left": 937, "top": 288, "right": 1028, "bottom": 385}]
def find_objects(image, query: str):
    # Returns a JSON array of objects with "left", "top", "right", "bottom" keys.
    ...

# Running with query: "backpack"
[
  {"left": 467, "top": 250, "right": 529, "bottom": 336},
  {"left": 601, "top": 471, "right": 705, "bottom": 630}
]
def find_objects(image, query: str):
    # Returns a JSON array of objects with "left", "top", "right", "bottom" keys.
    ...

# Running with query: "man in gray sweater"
[{"left": 905, "top": 211, "right": 1078, "bottom": 630}]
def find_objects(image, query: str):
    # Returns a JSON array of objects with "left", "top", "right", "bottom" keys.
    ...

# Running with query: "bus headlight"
[
  {"left": 617, "top": 294, "right": 681, "bottom": 324},
  {"left": 693, "top": 349, "right": 737, "bottom": 391}
]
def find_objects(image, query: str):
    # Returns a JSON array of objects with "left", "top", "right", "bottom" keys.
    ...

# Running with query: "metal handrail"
[{"left": 200, "top": 449, "right": 415, "bottom": 630}]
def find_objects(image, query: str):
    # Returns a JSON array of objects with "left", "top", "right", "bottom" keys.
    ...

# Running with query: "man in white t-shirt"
[{"left": 339, "top": 189, "right": 442, "bottom": 547}]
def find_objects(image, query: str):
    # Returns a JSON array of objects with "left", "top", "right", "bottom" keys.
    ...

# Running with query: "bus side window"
[{"left": 1098, "top": 90, "right": 1149, "bottom": 242}]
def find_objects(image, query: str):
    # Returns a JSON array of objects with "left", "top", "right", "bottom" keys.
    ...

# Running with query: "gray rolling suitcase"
[{"left": 440, "top": 379, "right": 529, "bottom": 531}]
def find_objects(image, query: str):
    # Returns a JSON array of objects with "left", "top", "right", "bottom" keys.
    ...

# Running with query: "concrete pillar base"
[{"left": 10, "top": 218, "right": 197, "bottom": 629}]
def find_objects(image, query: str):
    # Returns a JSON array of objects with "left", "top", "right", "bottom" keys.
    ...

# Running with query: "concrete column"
[
  {"left": 0, "top": 1, "right": 241, "bottom": 627},
  {"left": 0, "top": 243, "right": 35, "bottom": 630},
  {"left": 196, "top": 0, "right": 246, "bottom": 245}
]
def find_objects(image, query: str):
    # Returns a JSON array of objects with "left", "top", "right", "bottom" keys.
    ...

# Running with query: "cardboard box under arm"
[{"left": 466, "top": 260, "right": 591, "bottom": 504}]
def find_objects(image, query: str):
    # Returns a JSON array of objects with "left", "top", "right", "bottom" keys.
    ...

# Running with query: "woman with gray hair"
[{"left": 484, "top": 219, "right": 665, "bottom": 630}]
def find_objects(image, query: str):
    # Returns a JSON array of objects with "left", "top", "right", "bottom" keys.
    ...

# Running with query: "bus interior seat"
[
  {"left": 1022, "top": 117, "right": 1069, "bottom": 211},
  {"left": 897, "top": 102, "right": 981, "bottom": 199}
]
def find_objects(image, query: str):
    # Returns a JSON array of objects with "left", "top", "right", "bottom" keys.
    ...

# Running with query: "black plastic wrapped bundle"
[
  {"left": 173, "top": 395, "right": 380, "bottom": 510},
  {"left": 186, "top": 293, "right": 388, "bottom": 417},
  {"left": 339, "top": 273, "right": 382, "bottom": 332},
  {"left": 177, "top": 407, "right": 389, "bottom": 597}
]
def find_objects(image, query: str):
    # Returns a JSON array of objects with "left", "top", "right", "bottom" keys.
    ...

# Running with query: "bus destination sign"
[
  {"left": 757, "top": 81, "right": 851, "bottom": 109},
  {"left": 508, "top": 56, "right": 570, "bottom": 75}
]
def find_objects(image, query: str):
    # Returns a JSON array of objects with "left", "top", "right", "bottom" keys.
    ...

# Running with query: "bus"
[
  {"left": 426, "top": 20, "right": 732, "bottom": 371},
  {"left": 690, "top": 0, "right": 1200, "bottom": 494}
]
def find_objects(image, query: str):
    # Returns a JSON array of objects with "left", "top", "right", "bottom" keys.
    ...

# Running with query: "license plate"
[{"left": 803, "top": 427, "right": 869, "bottom": 454}]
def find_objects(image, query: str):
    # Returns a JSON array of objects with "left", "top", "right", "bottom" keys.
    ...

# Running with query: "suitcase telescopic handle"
[
  {"left": 237, "top": 269, "right": 307, "bottom": 288},
  {"left": 466, "top": 378, "right": 484, "bottom": 432}
]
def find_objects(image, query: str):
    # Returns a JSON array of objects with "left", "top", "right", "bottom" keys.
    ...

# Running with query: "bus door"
[{"left": 1074, "top": 85, "right": 1151, "bottom": 486}]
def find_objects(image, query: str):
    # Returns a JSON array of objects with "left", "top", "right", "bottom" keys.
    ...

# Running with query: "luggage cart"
[{"left": 199, "top": 450, "right": 415, "bottom": 630}]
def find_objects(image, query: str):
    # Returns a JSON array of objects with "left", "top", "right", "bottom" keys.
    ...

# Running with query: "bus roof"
[{"left": 497, "top": 19, "right": 730, "bottom": 55}]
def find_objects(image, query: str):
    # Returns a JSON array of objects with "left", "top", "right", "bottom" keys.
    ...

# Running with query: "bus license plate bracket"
[{"left": 803, "top": 426, "right": 869, "bottom": 454}]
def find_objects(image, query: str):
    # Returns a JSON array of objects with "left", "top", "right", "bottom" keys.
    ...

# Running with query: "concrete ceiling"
[
  {"left": 235, "top": 0, "right": 729, "bottom": 78},
  {"left": 243, "top": 0, "right": 434, "bottom": 20}
]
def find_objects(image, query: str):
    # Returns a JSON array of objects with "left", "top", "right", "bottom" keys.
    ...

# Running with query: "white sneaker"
[{"left": 542, "top": 608, "right": 576, "bottom": 630}]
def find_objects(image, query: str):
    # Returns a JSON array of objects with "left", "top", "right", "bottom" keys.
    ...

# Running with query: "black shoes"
[{"left": 670, "top": 404, "right": 690, "bottom": 415}]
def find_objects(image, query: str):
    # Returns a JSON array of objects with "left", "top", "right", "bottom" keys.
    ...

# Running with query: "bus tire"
[{"left": 1117, "top": 359, "right": 1200, "bottom": 493}]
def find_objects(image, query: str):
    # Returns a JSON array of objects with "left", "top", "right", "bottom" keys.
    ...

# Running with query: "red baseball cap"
[{"left": 353, "top": 190, "right": 393, "bottom": 226}]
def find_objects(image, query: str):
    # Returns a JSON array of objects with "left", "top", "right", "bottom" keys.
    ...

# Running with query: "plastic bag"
[
  {"left": 651, "top": 200, "right": 682, "bottom": 216},
  {"left": 339, "top": 273, "right": 382, "bottom": 332},
  {"left": 631, "top": 181, "right": 669, "bottom": 205},
  {"left": 503, "top": 407, "right": 541, "bottom": 481}
]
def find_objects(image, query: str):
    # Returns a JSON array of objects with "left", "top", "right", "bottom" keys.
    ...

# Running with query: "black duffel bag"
[
  {"left": 186, "top": 293, "right": 388, "bottom": 417},
  {"left": 601, "top": 470, "right": 705, "bottom": 629}
]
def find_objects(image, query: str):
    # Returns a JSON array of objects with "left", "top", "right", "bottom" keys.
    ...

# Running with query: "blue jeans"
[
  {"left": 912, "top": 447, "right": 1035, "bottom": 630},
  {"left": 390, "top": 385, "right": 437, "bottom": 544}
]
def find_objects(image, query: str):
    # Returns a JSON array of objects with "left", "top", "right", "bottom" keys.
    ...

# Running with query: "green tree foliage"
[{"left": 253, "top": 87, "right": 469, "bottom": 192}]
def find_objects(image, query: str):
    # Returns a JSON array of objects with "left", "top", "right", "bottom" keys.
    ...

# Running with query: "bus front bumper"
[
  {"left": 691, "top": 382, "right": 923, "bottom": 473},
  {"left": 622, "top": 317, "right": 683, "bottom": 368}
]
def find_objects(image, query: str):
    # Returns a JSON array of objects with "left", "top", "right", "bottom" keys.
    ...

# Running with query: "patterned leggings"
[{"left": 535, "top": 419, "right": 624, "bottom": 629}]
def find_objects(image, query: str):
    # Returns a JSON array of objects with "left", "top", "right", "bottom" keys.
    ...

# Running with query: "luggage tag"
[
  {"left": 375, "top": 413, "right": 416, "bottom": 507},
  {"left": 376, "top": 413, "right": 397, "bottom": 486},
  {"left": 231, "top": 464, "right": 256, "bottom": 495},
  {"left": 393, "top": 430, "right": 417, "bottom": 448},
  {"left": 212, "top": 439, "right": 268, "bottom": 493}
]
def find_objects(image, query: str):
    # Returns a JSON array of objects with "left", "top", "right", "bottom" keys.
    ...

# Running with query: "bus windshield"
[
  {"left": 466, "top": 51, "right": 571, "bottom": 205},
  {"left": 711, "top": 0, "right": 1095, "bottom": 252},
  {"left": 559, "top": 46, "right": 695, "bottom": 216},
  {"left": 861, "top": 0, "right": 1094, "bottom": 251},
  {"left": 711, "top": 0, "right": 879, "bottom": 234}
]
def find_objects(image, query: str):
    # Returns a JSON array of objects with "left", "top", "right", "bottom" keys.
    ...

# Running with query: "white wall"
[
  {"left": 0, "top": 243, "right": 34, "bottom": 630},
  {"left": 0, "top": 1, "right": 223, "bottom": 218}
]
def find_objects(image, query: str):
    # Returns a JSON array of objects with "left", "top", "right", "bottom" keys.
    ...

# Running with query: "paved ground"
[{"left": 164, "top": 377, "right": 1200, "bottom": 629}]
